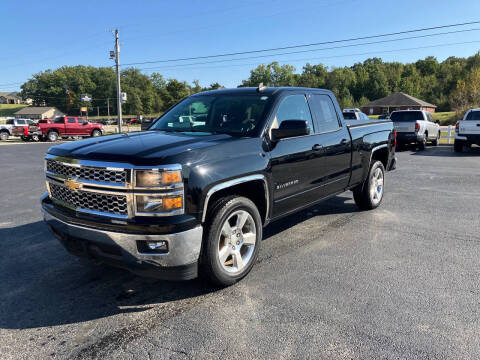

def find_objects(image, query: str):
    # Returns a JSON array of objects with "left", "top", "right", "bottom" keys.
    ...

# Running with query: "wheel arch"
[
  {"left": 369, "top": 144, "right": 389, "bottom": 170},
  {"left": 202, "top": 175, "right": 269, "bottom": 225}
]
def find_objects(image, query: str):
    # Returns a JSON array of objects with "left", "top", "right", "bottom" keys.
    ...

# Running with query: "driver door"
[{"left": 268, "top": 93, "right": 324, "bottom": 217}]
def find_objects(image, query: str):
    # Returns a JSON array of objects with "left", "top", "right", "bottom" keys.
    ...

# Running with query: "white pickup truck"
[
  {"left": 0, "top": 118, "right": 33, "bottom": 141},
  {"left": 454, "top": 109, "right": 480, "bottom": 152},
  {"left": 390, "top": 110, "right": 441, "bottom": 150}
]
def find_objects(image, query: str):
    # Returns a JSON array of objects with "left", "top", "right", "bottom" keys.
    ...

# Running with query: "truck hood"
[{"left": 47, "top": 130, "right": 236, "bottom": 165}]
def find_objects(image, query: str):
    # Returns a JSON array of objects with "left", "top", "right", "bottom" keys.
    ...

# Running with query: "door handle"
[
  {"left": 312, "top": 144, "right": 323, "bottom": 151},
  {"left": 340, "top": 138, "right": 348, "bottom": 145}
]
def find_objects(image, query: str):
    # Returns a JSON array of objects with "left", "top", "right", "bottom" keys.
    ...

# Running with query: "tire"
[
  {"left": 432, "top": 131, "right": 440, "bottom": 146},
  {"left": 47, "top": 131, "right": 58, "bottom": 142},
  {"left": 91, "top": 129, "right": 101, "bottom": 137},
  {"left": 0, "top": 131, "right": 9, "bottom": 141},
  {"left": 418, "top": 134, "right": 426, "bottom": 150},
  {"left": 202, "top": 196, "right": 262, "bottom": 287},
  {"left": 353, "top": 160, "right": 385, "bottom": 211},
  {"left": 31, "top": 134, "right": 40, "bottom": 142},
  {"left": 454, "top": 140, "right": 464, "bottom": 153}
]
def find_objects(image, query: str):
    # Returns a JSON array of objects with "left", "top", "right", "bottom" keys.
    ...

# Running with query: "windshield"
[
  {"left": 390, "top": 111, "right": 423, "bottom": 122},
  {"left": 150, "top": 94, "right": 272, "bottom": 136},
  {"left": 342, "top": 112, "right": 357, "bottom": 120}
]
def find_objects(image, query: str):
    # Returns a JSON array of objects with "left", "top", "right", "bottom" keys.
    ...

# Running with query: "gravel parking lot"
[{"left": 0, "top": 143, "right": 479, "bottom": 359}]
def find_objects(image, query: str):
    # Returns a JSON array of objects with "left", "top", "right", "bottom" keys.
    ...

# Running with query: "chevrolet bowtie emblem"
[{"left": 65, "top": 178, "right": 82, "bottom": 191}]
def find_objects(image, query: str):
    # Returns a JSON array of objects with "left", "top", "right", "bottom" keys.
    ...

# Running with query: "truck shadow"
[
  {"left": 263, "top": 195, "right": 356, "bottom": 240},
  {"left": 0, "top": 195, "right": 355, "bottom": 330},
  {"left": 0, "top": 221, "right": 216, "bottom": 330},
  {"left": 409, "top": 145, "right": 480, "bottom": 157}
]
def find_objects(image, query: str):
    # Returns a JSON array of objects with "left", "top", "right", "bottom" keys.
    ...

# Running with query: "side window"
[
  {"left": 17, "top": 120, "right": 25, "bottom": 125},
  {"left": 274, "top": 94, "right": 314, "bottom": 134},
  {"left": 309, "top": 95, "right": 341, "bottom": 133},
  {"left": 67, "top": 117, "right": 76, "bottom": 124}
]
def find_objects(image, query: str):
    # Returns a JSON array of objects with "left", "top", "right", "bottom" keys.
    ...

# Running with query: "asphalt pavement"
[{"left": 0, "top": 143, "right": 479, "bottom": 359}]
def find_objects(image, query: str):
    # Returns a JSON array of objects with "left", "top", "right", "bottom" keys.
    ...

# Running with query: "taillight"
[
  {"left": 455, "top": 122, "right": 459, "bottom": 133},
  {"left": 415, "top": 122, "right": 420, "bottom": 132},
  {"left": 394, "top": 130, "right": 397, "bottom": 148}
]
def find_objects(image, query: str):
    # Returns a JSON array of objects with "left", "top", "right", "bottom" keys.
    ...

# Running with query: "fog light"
[
  {"left": 147, "top": 241, "right": 167, "bottom": 250},
  {"left": 137, "top": 240, "right": 168, "bottom": 253}
]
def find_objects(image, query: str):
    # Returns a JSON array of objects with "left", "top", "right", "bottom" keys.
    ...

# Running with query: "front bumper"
[{"left": 42, "top": 206, "right": 203, "bottom": 281}]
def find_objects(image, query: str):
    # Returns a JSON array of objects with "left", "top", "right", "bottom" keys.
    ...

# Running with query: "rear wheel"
[
  {"left": 0, "top": 131, "right": 9, "bottom": 141},
  {"left": 353, "top": 160, "right": 385, "bottom": 210},
  {"left": 454, "top": 140, "right": 464, "bottom": 153},
  {"left": 31, "top": 134, "right": 40, "bottom": 142},
  {"left": 418, "top": 134, "right": 426, "bottom": 150},
  {"left": 47, "top": 131, "right": 58, "bottom": 142},
  {"left": 202, "top": 196, "right": 262, "bottom": 287}
]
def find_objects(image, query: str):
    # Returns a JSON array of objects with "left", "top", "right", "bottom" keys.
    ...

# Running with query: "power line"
[
  {"left": 139, "top": 40, "right": 480, "bottom": 73},
  {"left": 121, "top": 20, "right": 480, "bottom": 66},
  {"left": 135, "top": 27, "right": 480, "bottom": 71}
]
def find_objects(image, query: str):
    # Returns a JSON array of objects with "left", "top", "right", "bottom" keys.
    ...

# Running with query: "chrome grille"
[
  {"left": 46, "top": 159, "right": 127, "bottom": 184},
  {"left": 49, "top": 183, "right": 128, "bottom": 216}
]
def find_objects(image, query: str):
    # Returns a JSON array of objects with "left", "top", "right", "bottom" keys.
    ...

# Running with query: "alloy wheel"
[
  {"left": 369, "top": 167, "right": 384, "bottom": 206},
  {"left": 217, "top": 210, "right": 257, "bottom": 274}
]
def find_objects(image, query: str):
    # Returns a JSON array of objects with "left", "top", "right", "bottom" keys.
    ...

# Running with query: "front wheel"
[
  {"left": 91, "top": 129, "right": 101, "bottom": 137},
  {"left": 353, "top": 160, "right": 385, "bottom": 210},
  {"left": 202, "top": 196, "right": 262, "bottom": 287},
  {"left": 0, "top": 131, "right": 9, "bottom": 141},
  {"left": 432, "top": 131, "right": 440, "bottom": 146}
]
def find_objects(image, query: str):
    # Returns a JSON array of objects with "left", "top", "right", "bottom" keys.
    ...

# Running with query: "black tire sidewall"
[
  {"left": 203, "top": 196, "right": 262, "bottom": 286},
  {"left": 0, "top": 131, "right": 9, "bottom": 141}
]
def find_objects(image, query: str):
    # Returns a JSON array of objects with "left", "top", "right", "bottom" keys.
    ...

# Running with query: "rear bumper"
[
  {"left": 42, "top": 206, "right": 203, "bottom": 281},
  {"left": 396, "top": 132, "right": 423, "bottom": 144},
  {"left": 456, "top": 134, "right": 480, "bottom": 144}
]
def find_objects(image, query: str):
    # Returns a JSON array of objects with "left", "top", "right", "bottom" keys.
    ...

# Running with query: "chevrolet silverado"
[{"left": 41, "top": 87, "right": 396, "bottom": 286}]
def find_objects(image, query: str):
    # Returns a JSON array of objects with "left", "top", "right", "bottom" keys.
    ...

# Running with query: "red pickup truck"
[{"left": 28, "top": 116, "right": 103, "bottom": 142}]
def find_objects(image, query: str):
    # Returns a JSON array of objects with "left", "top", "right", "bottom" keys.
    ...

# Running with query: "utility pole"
[
  {"left": 114, "top": 29, "right": 123, "bottom": 133},
  {"left": 107, "top": 98, "right": 110, "bottom": 120}
]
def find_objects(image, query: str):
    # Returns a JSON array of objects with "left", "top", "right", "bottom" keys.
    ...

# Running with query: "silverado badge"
[{"left": 65, "top": 178, "right": 82, "bottom": 191}]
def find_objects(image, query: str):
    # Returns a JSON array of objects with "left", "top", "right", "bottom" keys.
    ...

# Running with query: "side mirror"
[
  {"left": 82, "top": 120, "right": 88, "bottom": 125},
  {"left": 271, "top": 120, "right": 310, "bottom": 141},
  {"left": 435, "top": 120, "right": 440, "bottom": 124}
]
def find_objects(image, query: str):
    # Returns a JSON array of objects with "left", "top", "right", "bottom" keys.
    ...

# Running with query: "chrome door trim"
[{"left": 202, "top": 174, "right": 269, "bottom": 223}]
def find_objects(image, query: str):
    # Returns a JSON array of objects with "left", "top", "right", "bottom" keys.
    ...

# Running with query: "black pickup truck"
[{"left": 41, "top": 87, "right": 396, "bottom": 286}]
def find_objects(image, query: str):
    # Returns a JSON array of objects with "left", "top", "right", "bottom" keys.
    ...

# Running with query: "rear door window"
[
  {"left": 309, "top": 94, "right": 341, "bottom": 133},
  {"left": 16, "top": 120, "right": 26, "bottom": 125},
  {"left": 67, "top": 117, "right": 76, "bottom": 124}
]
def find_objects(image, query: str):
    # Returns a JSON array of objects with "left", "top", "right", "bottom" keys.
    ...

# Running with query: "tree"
[{"left": 241, "top": 62, "right": 297, "bottom": 87}]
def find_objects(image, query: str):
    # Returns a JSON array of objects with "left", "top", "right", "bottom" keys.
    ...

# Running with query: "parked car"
[
  {"left": 454, "top": 109, "right": 480, "bottom": 152},
  {"left": 390, "top": 110, "right": 440, "bottom": 150},
  {"left": 0, "top": 118, "right": 34, "bottom": 141},
  {"left": 126, "top": 118, "right": 140, "bottom": 125},
  {"left": 41, "top": 87, "right": 396, "bottom": 286},
  {"left": 342, "top": 108, "right": 370, "bottom": 121},
  {"left": 140, "top": 117, "right": 157, "bottom": 131},
  {"left": 29, "top": 116, "right": 103, "bottom": 142}
]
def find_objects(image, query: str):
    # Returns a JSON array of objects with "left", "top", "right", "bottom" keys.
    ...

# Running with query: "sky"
[{"left": 1, "top": 0, "right": 480, "bottom": 91}]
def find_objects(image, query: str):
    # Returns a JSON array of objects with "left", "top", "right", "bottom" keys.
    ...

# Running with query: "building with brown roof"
[
  {"left": 362, "top": 92, "right": 437, "bottom": 115},
  {"left": 13, "top": 106, "right": 65, "bottom": 120}
]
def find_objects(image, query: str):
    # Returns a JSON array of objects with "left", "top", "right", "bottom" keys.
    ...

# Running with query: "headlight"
[
  {"left": 135, "top": 169, "right": 182, "bottom": 187},
  {"left": 136, "top": 194, "right": 183, "bottom": 214}
]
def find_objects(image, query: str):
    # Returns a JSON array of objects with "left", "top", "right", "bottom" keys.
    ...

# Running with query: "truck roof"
[{"left": 194, "top": 86, "right": 334, "bottom": 97}]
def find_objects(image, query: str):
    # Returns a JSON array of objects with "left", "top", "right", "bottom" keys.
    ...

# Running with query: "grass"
[{"left": 0, "top": 104, "right": 28, "bottom": 117}]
